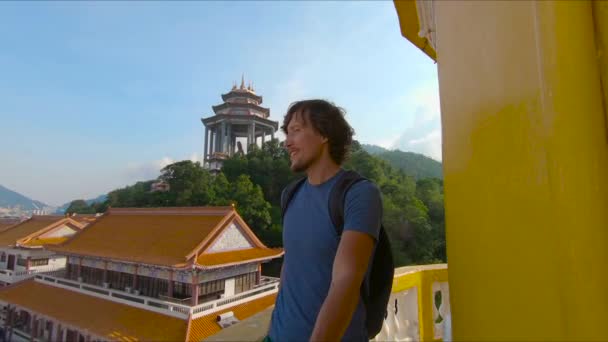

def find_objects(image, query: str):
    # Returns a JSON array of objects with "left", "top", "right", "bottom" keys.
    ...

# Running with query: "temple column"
[
  {"left": 426, "top": 1, "right": 608, "bottom": 340},
  {"left": 7, "top": 307, "right": 14, "bottom": 342},
  {"left": 30, "top": 314, "right": 36, "bottom": 341},
  {"left": 191, "top": 271, "right": 199, "bottom": 306},
  {"left": 167, "top": 269, "right": 174, "bottom": 298},
  {"left": 256, "top": 265, "right": 261, "bottom": 285},
  {"left": 77, "top": 258, "right": 82, "bottom": 281},
  {"left": 271, "top": 127, "right": 275, "bottom": 141},
  {"left": 228, "top": 123, "right": 233, "bottom": 155},
  {"left": 220, "top": 122, "right": 226, "bottom": 154},
  {"left": 133, "top": 265, "right": 138, "bottom": 291},
  {"left": 4, "top": 306, "right": 12, "bottom": 341},
  {"left": 55, "top": 324, "right": 63, "bottom": 342},
  {"left": 252, "top": 122, "right": 256, "bottom": 148},
  {"left": 49, "top": 320, "right": 56, "bottom": 342},
  {"left": 102, "top": 261, "right": 108, "bottom": 284},
  {"left": 214, "top": 127, "right": 220, "bottom": 153},
  {"left": 203, "top": 127, "right": 209, "bottom": 163},
  {"left": 262, "top": 129, "right": 266, "bottom": 146},
  {"left": 26, "top": 257, "right": 31, "bottom": 272}
]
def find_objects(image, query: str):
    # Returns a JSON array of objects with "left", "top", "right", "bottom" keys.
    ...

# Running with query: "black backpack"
[{"left": 280, "top": 170, "right": 394, "bottom": 339}]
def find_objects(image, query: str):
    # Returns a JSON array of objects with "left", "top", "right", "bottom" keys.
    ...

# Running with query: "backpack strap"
[
  {"left": 328, "top": 170, "right": 366, "bottom": 235},
  {"left": 280, "top": 177, "right": 306, "bottom": 221}
]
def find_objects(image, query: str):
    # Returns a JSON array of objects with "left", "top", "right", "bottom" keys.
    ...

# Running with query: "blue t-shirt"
[{"left": 269, "top": 169, "right": 383, "bottom": 342}]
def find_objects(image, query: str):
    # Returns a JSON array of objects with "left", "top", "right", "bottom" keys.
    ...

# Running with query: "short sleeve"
[{"left": 343, "top": 180, "right": 383, "bottom": 242}]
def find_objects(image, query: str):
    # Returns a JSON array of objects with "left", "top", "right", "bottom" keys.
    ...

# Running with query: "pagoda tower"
[{"left": 201, "top": 76, "right": 279, "bottom": 171}]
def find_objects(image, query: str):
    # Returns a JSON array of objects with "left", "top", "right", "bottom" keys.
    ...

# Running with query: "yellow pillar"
[
  {"left": 594, "top": 1, "right": 608, "bottom": 112},
  {"left": 434, "top": 1, "right": 608, "bottom": 340}
]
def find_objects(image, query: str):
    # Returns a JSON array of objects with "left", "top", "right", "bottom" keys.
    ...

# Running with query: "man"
[{"left": 268, "top": 99, "right": 383, "bottom": 341}]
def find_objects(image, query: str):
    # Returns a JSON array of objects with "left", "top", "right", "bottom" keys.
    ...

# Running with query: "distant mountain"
[
  {"left": 55, "top": 194, "right": 108, "bottom": 214},
  {"left": 362, "top": 144, "right": 443, "bottom": 179},
  {"left": 0, "top": 185, "right": 48, "bottom": 210},
  {"left": 361, "top": 144, "right": 390, "bottom": 155}
]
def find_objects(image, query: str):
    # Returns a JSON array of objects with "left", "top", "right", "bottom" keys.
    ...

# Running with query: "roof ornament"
[{"left": 240, "top": 74, "right": 245, "bottom": 89}]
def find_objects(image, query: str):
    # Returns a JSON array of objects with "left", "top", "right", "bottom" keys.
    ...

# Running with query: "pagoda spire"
[{"left": 240, "top": 74, "right": 245, "bottom": 89}]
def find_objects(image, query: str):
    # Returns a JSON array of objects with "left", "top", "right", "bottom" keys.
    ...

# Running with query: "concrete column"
[
  {"left": 226, "top": 123, "right": 232, "bottom": 156},
  {"left": 77, "top": 258, "right": 82, "bottom": 280},
  {"left": 30, "top": 314, "right": 36, "bottom": 341},
  {"left": 220, "top": 121, "right": 226, "bottom": 154},
  {"left": 252, "top": 122, "right": 256, "bottom": 148},
  {"left": 256, "top": 264, "right": 261, "bottom": 285},
  {"left": 133, "top": 265, "right": 138, "bottom": 290},
  {"left": 26, "top": 257, "right": 31, "bottom": 272},
  {"left": 426, "top": 1, "right": 608, "bottom": 340},
  {"left": 167, "top": 269, "right": 174, "bottom": 298},
  {"left": 102, "top": 261, "right": 107, "bottom": 284},
  {"left": 271, "top": 127, "right": 275, "bottom": 141},
  {"left": 4, "top": 306, "right": 11, "bottom": 341},
  {"left": 191, "top": 271, "right": 199, "bottom": 306},
  {"left": 247, "top": 124, "right": 252, "bottom": 152},
  {"left": 49, "top": 320, "right": 56, "bottom": 342},
  {"left": 214, "top": 127, "right": 220, "bottom": 153},
  {"left": 7, "top": 307, "right": 14, "bottom": 342},
  {"left": 203, "top": 126, "right": 209, "bottom": 163},
  {"left": 55, "top": 324, "right": 63, "bottom": 342}
]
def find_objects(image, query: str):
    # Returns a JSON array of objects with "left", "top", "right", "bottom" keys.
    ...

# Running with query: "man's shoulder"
[{"left": 347, "top": 178, "right": 382, "bottom": 200}]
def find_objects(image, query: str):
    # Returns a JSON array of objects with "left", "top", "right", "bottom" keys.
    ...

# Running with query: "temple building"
[
  {"left": 0, "top": 206, "right": 283, "bottom": 341},
  {"left": 201, "top": 77, "right": 279, "bottom": 172},
  {"left": 0, "top": 215, "right": 87, "bottom": 287}
]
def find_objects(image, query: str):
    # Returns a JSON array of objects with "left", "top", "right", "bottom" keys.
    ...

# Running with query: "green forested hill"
[
  {"left": 77, "top": 140, "right": 445, "bottom": 268},
  {"left": 362, "top": 144, "right": 443, "bottom": 179}
]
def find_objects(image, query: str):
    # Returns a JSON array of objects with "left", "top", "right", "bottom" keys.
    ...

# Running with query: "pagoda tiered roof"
[{"left": 51, "top": 206, "right": 283, "bottom": 269}]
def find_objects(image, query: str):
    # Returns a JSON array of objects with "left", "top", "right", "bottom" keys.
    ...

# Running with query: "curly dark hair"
[{"left": 281, "top": 99, "right": 355, "bottom": 165}]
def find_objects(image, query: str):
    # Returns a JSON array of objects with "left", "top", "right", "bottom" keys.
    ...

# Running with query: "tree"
[
  {"left": 76, "top": 139, "right": 447, "bottom": 267},
  {"left": 65, "top": 200, "right": 95, "bottom": 214}
]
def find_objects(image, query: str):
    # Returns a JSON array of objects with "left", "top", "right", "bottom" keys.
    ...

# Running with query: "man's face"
[{"left": 285, "top": 112, "right": 326, "bottom": 173}]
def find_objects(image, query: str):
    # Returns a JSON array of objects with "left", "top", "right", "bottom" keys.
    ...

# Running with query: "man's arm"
[{"left": 310, "top": 230, "right": 375, "bottom": 341}]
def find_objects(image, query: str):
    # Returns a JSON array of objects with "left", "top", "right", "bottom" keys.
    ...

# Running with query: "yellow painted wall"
[{"left": 433, "top": 1, "right": 608, "bottom": 340}]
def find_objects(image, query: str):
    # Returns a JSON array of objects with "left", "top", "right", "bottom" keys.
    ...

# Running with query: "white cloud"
[
  {"left": 124, "top": 156, "right": 175, "bottom": 182},
  {"left": 404, "top": 128, "right": 442, "bottom": 161},
  {"left": 381, "top": 80, "right": 443, "bottom": 161}
]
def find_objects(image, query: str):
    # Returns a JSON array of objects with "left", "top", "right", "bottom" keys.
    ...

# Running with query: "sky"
[{"left": 0, "top": 1, "right": 440, "bottom": 206}]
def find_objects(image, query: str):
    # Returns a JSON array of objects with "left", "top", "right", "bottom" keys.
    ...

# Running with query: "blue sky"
[{"left": 0, "top": 1, "right": 440, "bottom": 206}]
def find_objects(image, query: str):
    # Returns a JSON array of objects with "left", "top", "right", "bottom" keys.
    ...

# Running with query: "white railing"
[
  {"left": 33, "top": 274, "right": 280, "bottom": 320},
  {"left": 191, "top": 281, "right": 279, "bottom": 319},
  {"left": 0, "top": 266, "right": 66, "bottom": 284},
  {"left": 372, "top": 264, "right": 450, "bottom": 342},
  {"left": 34, "top": 275, "right": 192, "bottom": 319},
  {"left": 206, "top": 265, "right": 450, "bottom": 342}
]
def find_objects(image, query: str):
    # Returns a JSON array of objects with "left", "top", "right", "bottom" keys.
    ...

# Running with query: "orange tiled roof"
[
  {"left": 0, "top": 223, "right": 17, "bottom": 232},
  {"left": 53, "top": 207, "right": 235, "bottom": 267},
  {"left": 188, "top": 293, "right": 277, "bottom": 342},
  {"left": 197, "top": 248, "right": 284, "bottom": 267},
  {"left": 0, "top": 280, "right": 188, "bottom": 342},
  {"left": 0, "top": 216, "right": 80, "bottom": 247}
]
